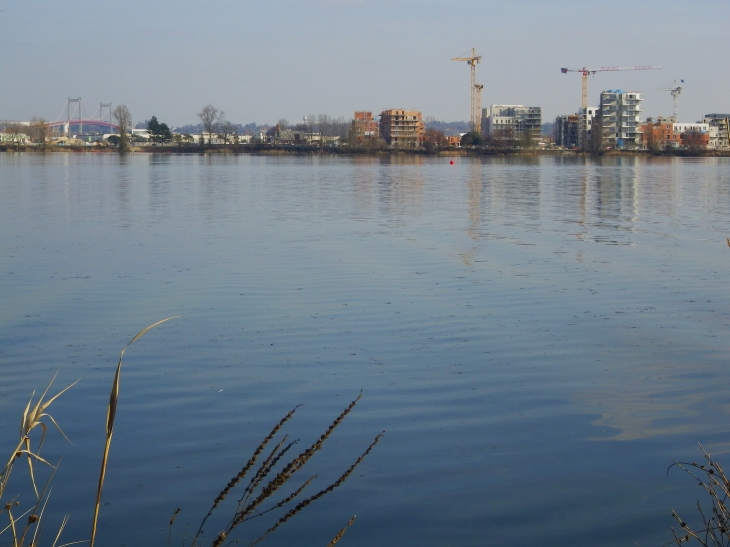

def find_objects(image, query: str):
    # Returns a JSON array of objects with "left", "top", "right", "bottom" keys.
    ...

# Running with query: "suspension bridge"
[{"left": 49, "top": 98, "right": 119, "bottom": 136}]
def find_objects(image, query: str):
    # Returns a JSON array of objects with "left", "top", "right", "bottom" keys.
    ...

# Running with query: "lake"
[{"left": 2, "top": 153, "right": 730, "bottom": 547}]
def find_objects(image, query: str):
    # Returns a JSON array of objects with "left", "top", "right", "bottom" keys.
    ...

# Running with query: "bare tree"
[
  {"left": 306, "top": 114, "right": 317, "bottom": 146},
  {"left": 218, "top": 120, "right": 234, "bottom": 145},
  {"left": 317, "top": 114, "right": 332, "bottom": 148},
  {"left": 29, "top": 117, "right": 51, "bottom": 148},
  {"left": 113, "top": 105, "right": 132, "bottom": 152},
  {"left": 4, "top": 123, "right": 26, "bottom": 148},
  {"left": 682, "top": 129, "right": 707, "bottom": 152},
  {"left": 198, "top": 104, "right": 220, "bottom": 145},
  {"left": 424, "top": 128, "right": 447, "bottom": 152}
]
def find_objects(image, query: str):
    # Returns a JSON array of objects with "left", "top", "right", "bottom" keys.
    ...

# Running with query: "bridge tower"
[
  {"left": 66, "top": 97, "right": 82, "bottom": 136},
  {"left": 99, "top": 103, "right": 113, "bottom": 127}
]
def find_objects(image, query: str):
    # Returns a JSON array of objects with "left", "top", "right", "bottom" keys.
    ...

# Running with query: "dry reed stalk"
[
  {"left": 89, "top": 317, "right": 178, "bottom": 547},
  {"left": 168, "top": 507, "right": 181, "bottom": 547},
  {"left": 665, "top": 444, "right": 730, "bottom": 546}
]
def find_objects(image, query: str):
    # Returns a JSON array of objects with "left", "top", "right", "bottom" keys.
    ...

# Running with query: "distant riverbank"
[{"left": 2, "top": 142, "right": 729, "bottom": 157}]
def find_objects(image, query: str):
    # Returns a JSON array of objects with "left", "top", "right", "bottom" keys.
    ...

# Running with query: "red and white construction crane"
[
  {"left": 560, "top": 65, "right": 661, "bottom": 111},
  {"left": 452, "top": 48, "right": 483, "bottom": 133}
]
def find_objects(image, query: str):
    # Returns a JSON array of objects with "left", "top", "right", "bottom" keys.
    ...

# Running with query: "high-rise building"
[
  {"left": 379, "top": 109, "right": 424, "bottom": 148},
  {"left": 599, "top": 90, "right": 643, "bottom": 149}
]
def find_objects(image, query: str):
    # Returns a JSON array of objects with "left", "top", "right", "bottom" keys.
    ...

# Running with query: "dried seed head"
[{"left": 28, "top": 514, "right": 39, "bottom": 523}]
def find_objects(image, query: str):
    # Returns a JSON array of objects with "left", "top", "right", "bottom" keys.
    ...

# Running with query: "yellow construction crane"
[
  {"left": 658, "top": 79, "right": 683, "bottom": 121},
  {"left": 452, "top": 48, "right": 483, "bottom": 133},
  {"left": 560, "top": 65, "right": 661, "bottom": 111}
]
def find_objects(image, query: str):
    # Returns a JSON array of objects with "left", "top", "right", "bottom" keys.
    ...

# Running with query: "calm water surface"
[{"left": 2, "top": 153, "right": 730, "bottom": 546}]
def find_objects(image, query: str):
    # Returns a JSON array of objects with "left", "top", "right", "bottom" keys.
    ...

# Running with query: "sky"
[{"left": 1, "top": 0, "right": 728, "bottom": 127}]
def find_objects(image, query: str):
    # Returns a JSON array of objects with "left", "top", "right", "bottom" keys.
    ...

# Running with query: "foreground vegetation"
[
  {"left": 0, "top": 319, "right": 382, "bottom": 547},
  {"left": 665, "top": 447, "right": 730, "bottom": 546}
]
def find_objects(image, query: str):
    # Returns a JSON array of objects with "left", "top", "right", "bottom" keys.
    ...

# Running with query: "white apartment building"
[
  {"left": 703, "top": 114, "right": 730, "bottom": 150},
  {"left": 599, "top": 90, "right": 643, "bottom": 149},
  {"left": 481, "top": 105, "right": 542, "bottom": 140}
]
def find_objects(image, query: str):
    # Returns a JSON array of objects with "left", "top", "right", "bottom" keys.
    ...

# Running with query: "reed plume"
[
  {"left": 0, "top": 374, "right": 79, "bottom": 547},
  {"left": 190, "top": 391, "right": 382, "bottom": 547}
]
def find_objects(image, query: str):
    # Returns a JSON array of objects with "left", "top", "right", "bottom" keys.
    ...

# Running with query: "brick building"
[{"left": 352, "top": 111, "right": 379, "bottom": 144}]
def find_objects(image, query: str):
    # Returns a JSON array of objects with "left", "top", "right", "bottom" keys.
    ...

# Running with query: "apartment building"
[
  {"left": 554, "top": 114, "right": 579, "bottom": 148},
  {"left": 703, "top": 114, "right": 730, "bottom": 149},
  {"left": 352, "top": 111, "right": 379, "bottom": 144},
  {"left": 578, "top": 107, "right": 599, "bottom": 149},
  {"left": 379, "top": 109, "right": 424, "bottom": 148},
  {"left": 599, "top": 90, "right": 643, "bottom": 149},
  {"left": 482, "top": 105, "right": 542, "bottom": 140}
]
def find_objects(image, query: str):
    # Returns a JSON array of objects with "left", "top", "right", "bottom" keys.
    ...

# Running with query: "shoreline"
[{"left": 2, "top": 143, "right": 729, "bottom": 158}]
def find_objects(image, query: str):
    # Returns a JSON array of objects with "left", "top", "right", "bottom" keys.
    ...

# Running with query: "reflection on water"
[{"left": 1, "top": 154, "right": 730, "bottom": 547}]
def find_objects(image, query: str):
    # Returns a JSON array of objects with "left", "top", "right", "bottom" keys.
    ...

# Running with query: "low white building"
[{"left": 672, "top": 122, "right": 709, "bottom": 134}]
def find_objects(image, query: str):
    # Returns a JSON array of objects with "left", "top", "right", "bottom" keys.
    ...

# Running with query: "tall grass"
[{"left": 1, "top": 319, "right": 381, "bottom": 547}]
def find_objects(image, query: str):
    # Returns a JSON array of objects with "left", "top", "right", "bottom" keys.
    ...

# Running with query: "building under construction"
[
  {"left": 352, "top": 111, "right": 380, "bottom": 144},
  {"left": 379, "top": 109, "right": 424, "bottom": 148}
]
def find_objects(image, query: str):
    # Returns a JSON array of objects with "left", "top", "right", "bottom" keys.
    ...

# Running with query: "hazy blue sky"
[{"left": 1, "top": 0, "right": 728, "bottom": 127}]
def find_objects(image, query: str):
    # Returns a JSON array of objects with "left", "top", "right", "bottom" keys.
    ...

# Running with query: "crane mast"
[
  {"left": 452, "top": 48, "right": 483, "bottom": 133},
  {"left": 658, "top": 79, "right": 683, "bottom": 122}
]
